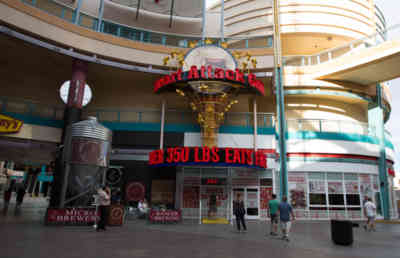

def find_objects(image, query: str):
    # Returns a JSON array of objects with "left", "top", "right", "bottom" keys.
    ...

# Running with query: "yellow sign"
[{"left": 0, "top": 114, "right": 23, "bottom": 134}]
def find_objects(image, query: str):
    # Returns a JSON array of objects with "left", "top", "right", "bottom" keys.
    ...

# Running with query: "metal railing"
[
  {"left": 1, "top": 97, "right": 393, "bottom": 140},
  {"left": 284, "top": 23, "right": 400, "bottom": 67},
  {"left": 286, "top": 119, "right": 378, "bottom": 138},
  {"left": 83, "top": 109, "right": 275, "bottom": 129},
  {"left": 0, "top": 97, "right": 64, "bottom": 121},
  {"left": 21, "top": 0, "right": 273, "bottom": 49}
]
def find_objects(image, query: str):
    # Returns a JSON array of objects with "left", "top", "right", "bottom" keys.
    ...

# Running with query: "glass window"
[
  {"left": 346, "top": 194, "right": 361, "bottom": 206},
  {"left": 328, "top": 194, "right": 345, "bottom": 205},
  {"left": 329, "top": 207, "right": 345, "bottom": 211},
  {"left": 372, "top": 175, "right": 379, "bottom": 191},
  {"left": 183, "top": 167, "right": 200, "bottom": 176},
  {"left": 308, "top": 172, "right": 325, "bottom": 180},
  {"left": 344, "top": 173, "right": 358, "bottom": 181},
  {"left": 309, "top": 193, "right": 327, "bottom": 205},
  {"left": 309, "top": 181, "right": 326, "bottom": 193},
  {"left": 201, "top": 168, "right": 227, "bottom": 177},
  {"left": 260, "top": 178, "right": 273, "bottom": 186},
  {"left": 259, "top": 170, "right": 272, "bottom": 178},
  {"left": 345, "top": 181, "right": 359, "bottom": 194},
  {"left": 328, "top": 182, "right": 343, "bottom": 194},
  {"left": 327, "top": 173, "right": 342, "bottom": 181}
]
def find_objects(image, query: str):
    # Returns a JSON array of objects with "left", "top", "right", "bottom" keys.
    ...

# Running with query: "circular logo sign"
[
  {"left": 106, "top": 168, "right": 122, "bottom": 186},
  {"left": 111, "top": 206, "right": 124, "bottom": 219},
  {"left": 183, "top": 46, "right": 236, "bottom": 72},
  {"left": 125, "top": 182, "right": 145, "bottom": 201}
]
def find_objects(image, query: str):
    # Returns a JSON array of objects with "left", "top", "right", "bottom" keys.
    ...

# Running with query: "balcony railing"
[
  {"left": 0, "top": 97, "right": 392, "bottom": 140},
  {"left": 287, "top": 119, "right": 376, "bottom": 137},
  {"left": 83, "top": 109, "right": 275, "bottom": 129},
  {"left": 0, "top": 97, "right": 64, "bottom": 121},
  {"left": 284, "top": 23, "right": 400, "bottom": 67},
  {"left": 20, "top": 0, "right": 273, "bottom": 49}
]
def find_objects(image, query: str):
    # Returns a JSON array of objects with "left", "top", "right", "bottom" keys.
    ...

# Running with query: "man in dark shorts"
[
  {"left": 278, "top": 196, "right": 295, "bottom": 241},
  {"left": 268, "top": 194, "right": 279, "bottom": 236}
]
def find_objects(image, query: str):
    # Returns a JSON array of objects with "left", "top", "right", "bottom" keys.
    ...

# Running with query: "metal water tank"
[{"left": 64, "top": 116, "right": 112, "bottom": 206}]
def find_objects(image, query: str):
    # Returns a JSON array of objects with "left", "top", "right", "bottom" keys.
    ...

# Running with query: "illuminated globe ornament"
[{"left": 60, "top": 80, "right": 92, "bottom": 107}]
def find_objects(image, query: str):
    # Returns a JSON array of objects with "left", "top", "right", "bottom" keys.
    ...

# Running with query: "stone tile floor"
[
  {"left": 1, "top": 212, "right": 400, "bottom": 258},
  {"left": 1, "top": 197, "right": 400, "bottom": 258}
]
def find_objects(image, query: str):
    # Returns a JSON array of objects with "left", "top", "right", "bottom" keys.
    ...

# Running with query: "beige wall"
[
  {"left": 5, "top": 124, "right": 62, "bottom": 143},
  {"left": 285, "top": 97, "right": 367, "bottom": 122}
]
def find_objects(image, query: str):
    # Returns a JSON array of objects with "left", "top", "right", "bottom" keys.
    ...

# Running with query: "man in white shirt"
[
  {"left": 97, "top": 186, "right": 110, "bottom": 231},
  {"left": 363, "top": 197, "right": 376, "bottom": 232},
  {"left": 138, "top": 198, "right": 149, "bottom": 219}
]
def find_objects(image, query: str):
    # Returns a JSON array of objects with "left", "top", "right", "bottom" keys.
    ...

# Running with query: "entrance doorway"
[
  {"left": 232, "top": 187, "right": 259, "bottom": 219},
  {"left": 200, "top": 185, "right": 229, "bottom": 222}
]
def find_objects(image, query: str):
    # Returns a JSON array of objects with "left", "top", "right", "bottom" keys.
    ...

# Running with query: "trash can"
[{"left": 331, "top": 220, "right": 354, "bottom": 246}]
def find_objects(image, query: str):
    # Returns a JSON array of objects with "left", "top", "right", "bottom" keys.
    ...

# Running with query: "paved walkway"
[{"left": 1, "top": 213, "right": 400, "bottom": 258}]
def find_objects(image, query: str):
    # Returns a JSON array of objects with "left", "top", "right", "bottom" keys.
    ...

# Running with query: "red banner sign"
[
  {"left": 45, "top": 208, "right": 99, "bottom": 225},
  {"left": 108, "top": 205, "right": 125, "bottom": 226},
  {"left": 153, "top": 65, "right": 265, "bottom": 96},
  {"left": 149, "top": 147, "right": 267, "bottom": 168},
  {"left": 149, "top": 209, "right": 181, "bottom": 223}
]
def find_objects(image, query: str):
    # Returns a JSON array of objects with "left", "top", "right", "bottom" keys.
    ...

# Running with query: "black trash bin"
[{"left": 331, "top": 220, "right": 354, "bottom": 246}]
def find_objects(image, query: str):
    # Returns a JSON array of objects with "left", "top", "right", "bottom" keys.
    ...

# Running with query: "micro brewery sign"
[
  {"left": 0, "top": 114, "right": 23, "bottom": 134},
  {"left": 149, "top": 147, "right": 267, "bottom": 169},
  {"left": 154, "top": 66, "right": 265, "bottom": 96},
  {"left": 45, "top": 208, "right": 99, "bottom": 225}
]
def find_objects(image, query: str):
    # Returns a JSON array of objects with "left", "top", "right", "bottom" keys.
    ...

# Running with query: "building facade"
[{"left": 0, "top": 0, "right": 398, "bottom": 221}]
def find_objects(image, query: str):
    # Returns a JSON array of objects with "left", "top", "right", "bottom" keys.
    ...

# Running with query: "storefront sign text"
[
  {"left": 0, "top": 114, "right": 23, "bottom": 134},
  {"left": 45, "top": 208, "right": 99, "bottom": 225},
  {"left": 149, "top": 147, "right": 267, "bottom": 168},
  {"left": 154, "top": 66, "right": 265, "bottom": 95}
]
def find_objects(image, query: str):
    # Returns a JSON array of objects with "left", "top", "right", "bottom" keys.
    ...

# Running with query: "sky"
[{"left": 207, "top": 0, "right": 400, "bottom": 186}]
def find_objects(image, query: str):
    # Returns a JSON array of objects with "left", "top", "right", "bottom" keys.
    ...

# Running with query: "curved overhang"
[{"left": 314, "top": 40, "right": 400, "bottom": 85}]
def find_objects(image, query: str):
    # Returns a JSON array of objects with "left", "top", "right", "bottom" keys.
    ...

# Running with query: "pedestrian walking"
[
  {"left": 138, "top": 198, "right": 149, "bottom": 219},
  {"left": 363, "top": 197, "right": 376, "bottom": 232},
  {"left": 2, "top": 178, "right": 15, "bottom": 214},
  {"left": 278, "top": 196, "right": 295, "bottom": 241},
  {"left": 233, "top": 193, "right": 247, "bottom": 233},
  {"left": 268, "top": 193, "right": 279, "bottom": 236},
  {"left": 15, "top": 179, "right": 26, "bottom": 212},
  {"left": 97, "top": 186, "right": 110, "bottom": 232}
]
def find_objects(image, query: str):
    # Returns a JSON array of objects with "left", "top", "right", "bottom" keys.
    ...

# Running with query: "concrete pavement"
[{"left": 1, "top": 215, "right": 400, "bottom": 258}]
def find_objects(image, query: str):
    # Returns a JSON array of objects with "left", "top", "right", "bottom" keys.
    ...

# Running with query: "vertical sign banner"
[
  {"left": 288, "top": 173, "right": 307, "bottom": 209},
  {"left": 345, "top": 181, "right": 359, "bottom": 194},
  {"left": 360, "top": 174, "right": 372, "bottom": 197},
  {"left": 327, "top": 182, "right": 343, "bottom": 194}
]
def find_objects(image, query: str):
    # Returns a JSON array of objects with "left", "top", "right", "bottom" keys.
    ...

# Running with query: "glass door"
[
  {"left": 232, "top": 187, "right": 259, "bottom": 219},
  {"left": 246, "top": 188, "right": 259, "bottom": 219},
  {"left": 201, "top": 186, "right": 229, "bottom": 220}
]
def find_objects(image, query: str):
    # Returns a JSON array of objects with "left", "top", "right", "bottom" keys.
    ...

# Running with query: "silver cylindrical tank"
[{"left": 63, "top": 117, "right": 112, "bottom": 206}]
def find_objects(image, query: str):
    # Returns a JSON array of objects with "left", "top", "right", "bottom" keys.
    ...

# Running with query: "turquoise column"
[
  {"left": 275, "top": 67, "right": 288, "bottom": 199},
  {"left": 273, "top": 0, "right": 288, "bottom": 200},
  {"left": 368, "top": 84, "right": 390, "bottom": 219},
  {"left": 74, "top": 0, "right": 84, "bottom": 25},
  {"left": 97, "top": 0, "right": 105, "bottom": 32}
]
